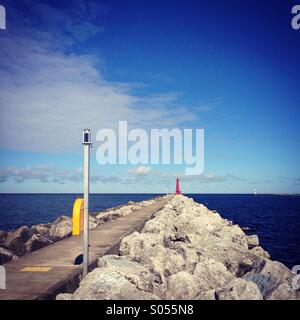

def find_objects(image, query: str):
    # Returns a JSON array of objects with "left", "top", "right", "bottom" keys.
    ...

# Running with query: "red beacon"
[{"left": 176, "top": 178, "right": 182, "bottom": 195}]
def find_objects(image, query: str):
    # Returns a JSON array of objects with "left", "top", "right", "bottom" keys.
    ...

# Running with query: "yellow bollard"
[{"left": 72, "top": 198, "right": 84, "bottom": 236}]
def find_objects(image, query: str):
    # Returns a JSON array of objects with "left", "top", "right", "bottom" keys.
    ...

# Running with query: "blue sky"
[{"left": 0, "top": 0, "right": 300, "bottom": 193}]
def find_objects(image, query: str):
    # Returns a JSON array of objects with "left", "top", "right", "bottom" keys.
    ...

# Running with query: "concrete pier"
[{"left": 0, "top": 196, "right": 171, "bottom": 300}]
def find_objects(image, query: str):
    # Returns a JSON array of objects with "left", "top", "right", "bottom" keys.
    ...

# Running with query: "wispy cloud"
[
  {"left": 124, "top": 168, "right": 244, "bottom": 186},
  {"left": 0, "top": 165, "right": 121, "bottom": 184},
  {"left": 164, "top": 172, "right": 244, "bottom": 184},
  {"left": 128, "top": 166, "right": 151, "bottom": 175},
  {"left": 193, "top": 98, "right": 222, "bottom": 113},
  {"left": 0, "top": 0, "right": 209, "bottom": 154},
  {"left": 277, "top": 177, "right": 300, "bottom": 186},
  {"left": 0, "top": 162, "right": 243, "bottom": 189}
]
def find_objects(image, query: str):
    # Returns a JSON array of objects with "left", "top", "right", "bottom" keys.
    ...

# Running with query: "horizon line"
[{"left": 0, "top": 192, "right": 299, "bottom": 195}]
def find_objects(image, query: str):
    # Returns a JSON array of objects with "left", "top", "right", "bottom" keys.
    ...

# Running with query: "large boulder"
[
  {"left": 57, "top": 255, "right": 160, "bottom": 300},
  {"left": 0, "top": 230, "right": 7, "bottom": 245},
  {"left": 193, "top": 258, "right": 235, "bottom": 291},
  {"left": 186, "top": 233, "right": 257, "bottom": 277},
  {"left": 96, "top": 211, "right": 110, "bottom": 222},
  {"left": 196, "top": 290, "right": 216, "bottom": 300},
  {"left": 243, "top": 257, "right": 298, "bottom": 299},
  {"left": 96, "top": 210, "right": 121, "bottom": 222},
  {"left": 4, "top": 226, "right": 33, "bottom": 256},
  {"left": 88, "top": 216, "right": 99, "bottom": 229},
  {"left": 215, "top": 278, "right": 263, "bottom": 300},
  {"left": 49, "top": 216, "right": 72, "bottom": 240},
  {"left": 25, "top": 234, "right": 53, "bottom": 253},
  {"left": 268, "top": 283, "right": 300, "bottom": 300},
  {"left": 246, "top": 235, "right": 259, "bottom": 249},
  {"left": 119, "top": 232, "right": 186, "bottom": 277},
  {"left": 31, "top": 223, "right": 51, "bottom": 238},
  {"left": 143, "top": 208, "right": 177, "bottom": 234},
  {"left": 98, "top": 255, "right": 161, "bottom": 294},
  {"left": 57, "top": 270, "right": 159, "bottom": 300},
  {"left": 0, "top": 247, "right": 16, "bottom": 264},
  {"left": 119, "top": 231, "right": 163, "bottom": 258},
  {"left": 250, "top": 246, "right": 270, "bottom": 259},
  {"left": 165, "top": 271, "right": 199, "bottom": 299}
]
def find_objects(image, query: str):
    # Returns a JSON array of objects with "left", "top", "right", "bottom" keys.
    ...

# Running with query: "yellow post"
[{"left": 72, "top": 198, "right": 84, "bottom": 236}]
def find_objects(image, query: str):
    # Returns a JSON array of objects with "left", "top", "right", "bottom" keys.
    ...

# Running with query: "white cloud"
[
  {"left": 0, "top": 0, "right": 202, "bottom": 154},
  {"left": 128, "top": 166, "right": 151, "bottom": 175}
]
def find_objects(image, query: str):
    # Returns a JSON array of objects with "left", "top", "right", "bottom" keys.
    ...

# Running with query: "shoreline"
[
  {"left": 0, "top": 197, "right": 170, "bottom": 300},
  {"left": 1, "top": 194, "right": 299, "bottom": 300},
  {"left": 0, "top": 195, "right": 168, "bottom": 264}
]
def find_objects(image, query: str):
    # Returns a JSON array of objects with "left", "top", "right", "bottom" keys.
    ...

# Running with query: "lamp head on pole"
[{"left": 82, "top": 129, "right": 92, "bottom": 145}]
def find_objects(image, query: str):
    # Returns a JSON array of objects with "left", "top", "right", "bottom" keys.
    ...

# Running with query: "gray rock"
[
  {"left": 95, "top": 198, "right": 159, "bottom": 222},
  {"left": 241, "top": 227, "right": 252, "bottom": 231},
  {"left": 246, "top": 235, "right": 259, "bottom": 249},
  {"left": 58, "top": 255, "right": 160, "bottom": 300},
  {"left": 120, "top": 232, "right": 186, "bottom": 277},
  {"left": 0, "top": 230, "right": 7, "bottom": 245},
  {"left": 56, "top": 293, "right": 73, "bottom": 300},
  {"left": 88, "top": 215, "right": 99, "bottom": 229},
  {"left": 215, "top": 278, "right": 263, "bottom": 300},
  {"left": 96, "top": 210, "right": 121, "bottom": 222},
  {"left": 193, "top": 258, "right": 235, "bottom": 291},
  {"left": 250, "top": 246, "right": 270, "bottom": 259},
  {"left": 243, "top": 272, "right": 281, "bottom": 299},
  {"left": 5, "top": 226, "right": 33, "bottom": 256},
  {"left": 49, "top": 215, "right": 72, "bottom": 239},
  {"left": 196, "top": 290, "right": 216, "bottom": 300},
  {"left": 243, "top": 257, "right": 297, "bottom": 299},
  {"left": 95, "top": 211, "right": 110, "bottom": 222},
  {"left": 98, "top": 255, "right": 161, "bottom": 294},
  {"left": 119, "top": 205, "right": 134, "bottom": 216},
  {"left": 61, "top": 270, "right": 159, "bottom": 300},
  {"left": 0, "top": 246, "right": 15, "bottom": 264},
  {"left": 25, "top": 234, "right": 53, "bottom": 253},
  {"left": 248, "top": 257, "right": 292, "bottom": 283},
  {"left": 165, "top": 271, "right": 199, "bottom": 299},
  {"left": 268, "top": 283, "right": 300, "bottom": 300},
  {"left": 31, "top": 223, "right": 51, "bottom": 238}
]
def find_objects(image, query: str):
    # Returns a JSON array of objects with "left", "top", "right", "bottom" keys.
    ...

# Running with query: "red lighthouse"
[{"left": 176, "top": 178, "right": 182, "bottom": 195}]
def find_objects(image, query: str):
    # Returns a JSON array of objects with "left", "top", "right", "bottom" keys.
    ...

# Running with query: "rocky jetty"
[
  {"left": 0, "top": 196, "right": 164, "bottom": 265},
  {"left": 57, "top": 195, "right": 299, "bottom": 300}
]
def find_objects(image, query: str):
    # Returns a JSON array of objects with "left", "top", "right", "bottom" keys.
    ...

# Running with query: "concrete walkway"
[{"left": 0, "top": 196, "right": 171, "bottom": 300}]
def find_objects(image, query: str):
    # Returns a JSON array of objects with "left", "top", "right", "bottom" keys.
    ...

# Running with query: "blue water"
[{"left": 0, "top": 193, "right": 299, "bottom": 269}]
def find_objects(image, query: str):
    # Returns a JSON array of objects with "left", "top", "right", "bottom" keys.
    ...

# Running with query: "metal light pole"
[{"left": 82, "top": 129, "right": 92, "bottom": 277}]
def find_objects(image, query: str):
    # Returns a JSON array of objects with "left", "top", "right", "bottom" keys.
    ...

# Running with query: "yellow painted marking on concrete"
[
  {"left": 72, "top": 198, "right": 84, "bottom": 236},
  {"left": 21, "top": 267, "right": 52, "bottom": 272}
]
